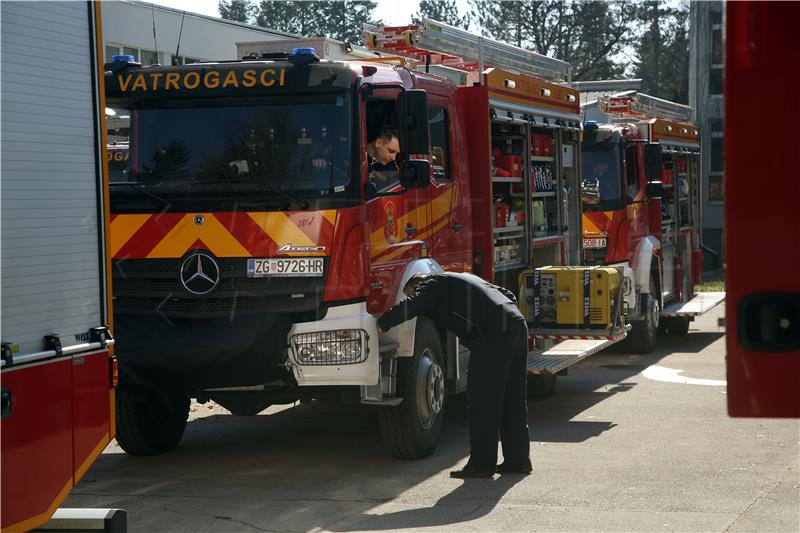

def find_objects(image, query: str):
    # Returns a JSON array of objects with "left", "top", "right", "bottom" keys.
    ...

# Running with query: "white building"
[{"left": 101, "top": 0, "right": 299, "bottom": 66}]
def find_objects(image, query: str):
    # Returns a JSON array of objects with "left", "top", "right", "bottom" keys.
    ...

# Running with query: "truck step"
[
  {"left": 663, "top": 292, "right": 725, "bottom": 317},
  {"left": 527, "top": 338, "right": 619, "bottom": 375}
]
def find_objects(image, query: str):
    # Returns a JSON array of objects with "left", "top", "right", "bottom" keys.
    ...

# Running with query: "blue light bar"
[{"left": 111, "top": 55, "right": 136, "bottom": 63}]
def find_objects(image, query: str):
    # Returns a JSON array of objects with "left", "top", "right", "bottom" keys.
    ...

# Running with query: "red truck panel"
[{"left": 725, "top": 1, "right": 800, "bottom": 417}]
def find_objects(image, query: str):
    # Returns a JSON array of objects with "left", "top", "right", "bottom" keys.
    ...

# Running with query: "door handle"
[
  {"left": 1, "top": 388, "right": 11, "bottom": 419},
  {"left": 453, "top": 223, "right": 463, "bottom": 232},
  {"left": 738, "top": 292, "right": 800, "bottom": 352},
  {"left": 405, "top": 225, "right": 417, "bottom": 236}
]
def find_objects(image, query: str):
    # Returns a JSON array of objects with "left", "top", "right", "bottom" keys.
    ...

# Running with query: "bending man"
[{"left": 378, "top": 272, "right": 532, "bottom": 479}]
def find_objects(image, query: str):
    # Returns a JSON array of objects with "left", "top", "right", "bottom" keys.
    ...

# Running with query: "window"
[
  {"left": 106, "top": 44, "right": 162, "bottom": 66},
  {"left": 709, "top": 17, "right": 723, "bottom": 96},
  {"left": 625, "top": 145, "right": 640, "bottom": 199},
  {"left": 172, "top": 55, "right": 202, "bottom": 66},
  {"left": 709, "top": 119, "right": 724, "bottom": 202},
  {"left": 429, "top": 106, "right": 451, "bottom": 180}
]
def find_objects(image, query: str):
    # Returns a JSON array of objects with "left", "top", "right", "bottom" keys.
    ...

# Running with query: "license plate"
[
  {"left": 247, "top": 257, "right": 324, "bottom": 277},
  {"left": 583, "top": 237, "right": 607, "bottom": 249}
]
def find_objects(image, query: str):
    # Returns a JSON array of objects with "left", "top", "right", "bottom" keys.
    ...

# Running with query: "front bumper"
[{"left": 287, "top": 302, "right": 379, "bottom": 386}]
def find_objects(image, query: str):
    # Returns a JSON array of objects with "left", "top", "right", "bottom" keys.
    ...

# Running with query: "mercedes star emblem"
[{"left": 180, "top": 251, "right": 220, "bottom": 295}]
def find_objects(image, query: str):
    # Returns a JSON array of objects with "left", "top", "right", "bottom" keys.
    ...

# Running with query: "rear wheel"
[
  {"left": 116, "top": 388, "right": 190, "bottom": 455},
  {"left": 379, "top": 319, "right": 446, "bottom": 459},
  {"left": 627, "top": 273, "right": 660, "bottom": 353},
  {"left": 527, "top": 373, "right": 557, "bottom": 400},
  {"left": 661, "top": 316, "right": 690, "bottom": 336}
]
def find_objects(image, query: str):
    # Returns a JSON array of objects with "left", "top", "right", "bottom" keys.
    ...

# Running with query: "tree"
[
  {"left": 468, "top": 1, "right": 636, "bottom": 81},
  {"left": 633, "top": 1, "right": 689, "bottom": 103},
  {"left": 255, "top": 1, "right": 378, "bottom": 43},
  {"left": 218, "top": 0, "right": 253, "bottom": 23},
  {"left": 256, "top": 1, "right": 322, "bottom": 36},
  {"left": 413, "top": 0, "right": 470, "bottom": 29},
  {"left": 321, "top": 1, "right": 379, "bottom": 44}
]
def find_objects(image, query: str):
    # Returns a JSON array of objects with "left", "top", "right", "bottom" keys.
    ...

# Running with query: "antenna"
[
  {"left": 151, "top": 4, "right": 159, "bottom": 63},
  {"left": 174, "top": 10, "right": 186, "bottom": 65}
]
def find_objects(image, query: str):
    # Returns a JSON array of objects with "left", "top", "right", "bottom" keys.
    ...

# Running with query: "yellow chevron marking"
[
  {"left": 147, "top": 214, "right": 250, "bottom": 258},
  {"left": 110, "top": 214, "right": 150, "bottom": 257},
  {"left": 582, "top": 214, "right": 603, "bottom": 234},
  {"left": 322, "top": 209, "right": 337, "bottom": 225},
  {"left": 248, "top": 212, "right": 318, "bottom": 256}
]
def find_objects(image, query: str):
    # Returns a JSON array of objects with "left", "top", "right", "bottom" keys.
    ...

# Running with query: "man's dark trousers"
[{"left": 465, "top": 315, "right": 531, "bottom": 471}]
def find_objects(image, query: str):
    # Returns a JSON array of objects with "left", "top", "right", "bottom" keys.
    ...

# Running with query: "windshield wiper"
[{"left": 110, "top": 182, "right": 171, "bottom": 207}]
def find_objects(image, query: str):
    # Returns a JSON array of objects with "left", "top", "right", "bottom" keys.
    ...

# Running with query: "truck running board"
[
  {"left": 528, "top": 325, "right": 630, "bottom": 374},
  {"left": 527, "top": 336, "right": 624, "bottom": 375},
  {"left": 662, "top": 292, "right": 725, "bottom": 317}
]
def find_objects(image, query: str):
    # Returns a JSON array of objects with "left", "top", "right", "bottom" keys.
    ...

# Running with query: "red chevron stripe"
[
  {"left": 114, "top": 213, "right": 183, "bottom": 259},
  {"left": 214, "top": 211, "right": 279, "bottom": 256}
]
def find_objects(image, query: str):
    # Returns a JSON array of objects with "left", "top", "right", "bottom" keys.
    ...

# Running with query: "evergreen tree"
[
  {"left": 413, "top": 0, "right": 470, "bottom": 29},
  {"left": 218, "top": 0, "right": 253, "bottom": 23},
  {"left": 256, "top": 1, "right": 322, "bottom": 36},
  {"left": 468, "top": 1, "right": 635, "bottom": 81},
  {"left": 322, "top": 1, "right": 379, "bottom": 44},
  {"left": 255, "top": 1, "right": 377, "bottom": 43},
  {"left": 634, "top": 1, "right": 689, "bottom": 103}
]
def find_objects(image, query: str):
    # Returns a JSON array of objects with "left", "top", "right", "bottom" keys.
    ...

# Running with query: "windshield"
[
  {"left": 582, "top": 146, "right": 622, "bottom": 207},
  {"left": 108, "top": 95, "right": 354, "bottom": 211}
]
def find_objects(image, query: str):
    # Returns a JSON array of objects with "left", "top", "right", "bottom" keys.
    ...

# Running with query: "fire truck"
[
  {"left": 725, "top": 1, "right": 799, "bottom": 417},
  {"left": 579, "top": 94, "right": 725, "bottom": 352},
  {"left": 1, "top": 2, "right": 118, "bottom": 531},
  {"left": 104, "top": 19, "right": 626, "bottom": 460}
]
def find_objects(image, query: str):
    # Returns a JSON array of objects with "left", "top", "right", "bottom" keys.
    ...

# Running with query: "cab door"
[{"left": 423, "top": 96, "right": 470, "bottom": 272}]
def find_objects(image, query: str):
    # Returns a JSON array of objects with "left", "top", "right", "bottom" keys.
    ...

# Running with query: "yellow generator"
[{"left": 519, "top": 266, "right": 622, "bottom": 331}]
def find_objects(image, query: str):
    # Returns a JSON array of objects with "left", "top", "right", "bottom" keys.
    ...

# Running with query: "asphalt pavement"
[{"left": 66, "top": 305, "right": 799, "bottom": 532}]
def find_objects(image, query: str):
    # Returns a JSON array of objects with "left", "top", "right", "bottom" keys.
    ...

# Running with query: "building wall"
[
  {"left": 101, "top": 0, "right": 298, "bottom": 65},
  {"left": 689, "top": 1, "right": 725, "bottom": 271}
]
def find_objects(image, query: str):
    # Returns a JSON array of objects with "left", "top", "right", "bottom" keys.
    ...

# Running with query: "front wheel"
[
  {"left": 627, "top": 273, "right": 660, "bottom": 354},
  {"left": 116, "top": 387, "right": 190, "bottom": 456},
  {"left": 379, "top": 319, "right": 446, "bottom": 459}
]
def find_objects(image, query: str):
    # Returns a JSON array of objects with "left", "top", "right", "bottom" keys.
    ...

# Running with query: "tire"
[
  {"left": 661, "top": 316, "right": 690, "bottom": 336},
  {"left": 627, "top": 273, "right": 660, "bottom": 354},
  {"left": 527, "top": 373, "right": 557, "bottom": 400},
  {"left": 379, "top": 319, "right": 446, "bottom": 459},
  {"left": 116, "top": 388, "right": 190, "bottom": 455}
]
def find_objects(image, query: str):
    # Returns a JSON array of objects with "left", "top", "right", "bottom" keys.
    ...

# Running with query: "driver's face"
[{"left": 375, "top": 137, "right": 400, "bottom": 165}]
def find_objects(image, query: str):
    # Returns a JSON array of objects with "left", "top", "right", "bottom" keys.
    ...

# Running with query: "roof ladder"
[
  {"left": 601, "top": 93, "right": 693, "bottom": 122},
  {"left": 362, "top": 19, "right": 571, "bottom": 82}
]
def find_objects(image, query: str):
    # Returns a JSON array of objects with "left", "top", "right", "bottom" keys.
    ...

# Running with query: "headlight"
[{"left": 291, "top": 329, "right": 367, "bottom": 365}]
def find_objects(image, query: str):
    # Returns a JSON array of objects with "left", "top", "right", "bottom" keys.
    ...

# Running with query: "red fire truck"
[
  {"left": 1, "top": 2, "right": 117, "bottom": 531},
  {"left": 725, "top": 1, "right": 800, "bottom": 417},
  {"left": 579, "top": 95, "right": 725, "bottom": 352},
  {"left": 104, "top": 19, "right": 626, "bottom": 460}
]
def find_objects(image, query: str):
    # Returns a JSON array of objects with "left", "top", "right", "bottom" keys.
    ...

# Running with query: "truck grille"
[{"left": 112, "top": 258, "right": 327, "bottom": 319}]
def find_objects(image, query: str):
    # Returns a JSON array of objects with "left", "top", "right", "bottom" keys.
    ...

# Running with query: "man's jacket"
[{"left": 377, "top": 272, "right": 524, "bottom": 347}]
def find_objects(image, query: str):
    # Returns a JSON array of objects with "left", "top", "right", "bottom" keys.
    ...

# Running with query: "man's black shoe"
[
  {"left": 450, "top": 467, "right": 495, "bottom": 479},
  {"left": 496, "top": 462, "right": 533, "bottom": 475}
]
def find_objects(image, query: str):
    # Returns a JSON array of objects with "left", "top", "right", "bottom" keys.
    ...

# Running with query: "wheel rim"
[{"left": 416, "top": 348, "right": 444, "bottom": 430}]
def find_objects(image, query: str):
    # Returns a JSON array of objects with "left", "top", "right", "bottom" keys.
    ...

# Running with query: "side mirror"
[
  {"left": 646, "top": 181, "right": 665, "bottom": 198},
  {"left": 399, "top": 160, "right": 431, "bottom": 189},
  {"left": 644, "top": 143, "right": 663, "bottom": 180},
  {"left": 397, "top": 89, "right": 430, "bottom": 155}
]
